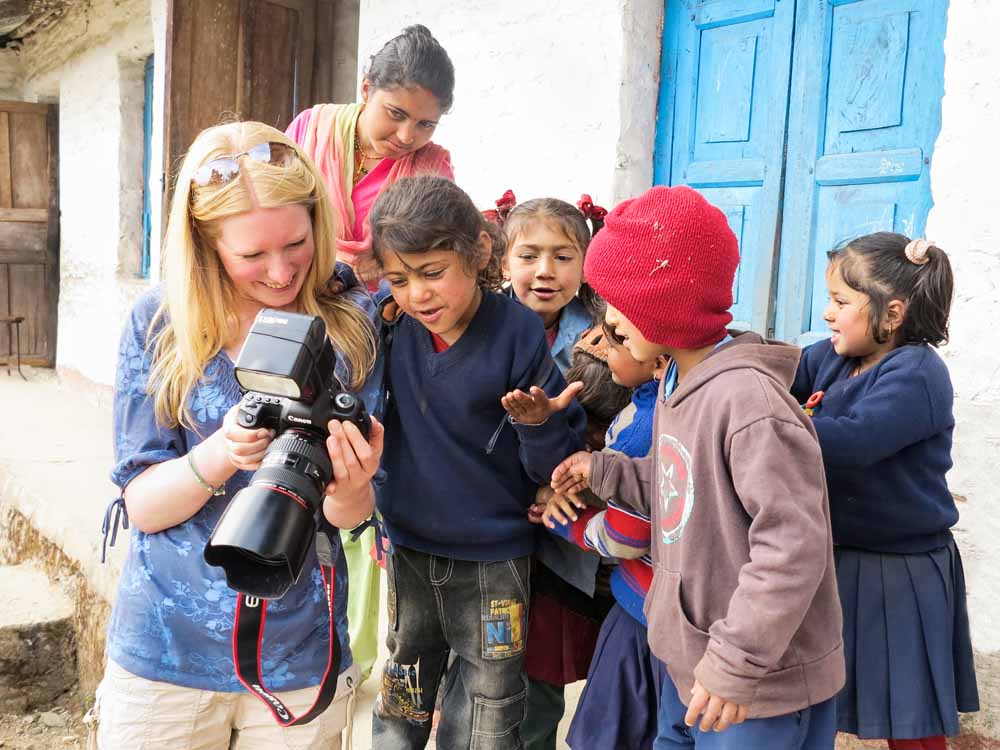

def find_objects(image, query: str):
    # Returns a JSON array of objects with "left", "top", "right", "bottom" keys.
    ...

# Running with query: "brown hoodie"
[{"left": 590, "top": 332, "right": 844, "bottom": 718}]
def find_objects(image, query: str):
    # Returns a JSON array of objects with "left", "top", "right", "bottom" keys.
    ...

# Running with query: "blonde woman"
[{"left": 92, "top": 122, "right": 381, "bottom": 749}]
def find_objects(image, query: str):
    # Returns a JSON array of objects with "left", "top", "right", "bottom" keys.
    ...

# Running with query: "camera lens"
[{"left": 205, "top": 428, "right": 333, "bottom": 599}]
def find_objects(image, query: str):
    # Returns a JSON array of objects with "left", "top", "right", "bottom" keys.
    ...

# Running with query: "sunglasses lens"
[
  {"left": 192, "top": 143, "right": 297, "bottom": 188},
  {"left": 193, "top": 159, "right": 240, "bottom": 187}
]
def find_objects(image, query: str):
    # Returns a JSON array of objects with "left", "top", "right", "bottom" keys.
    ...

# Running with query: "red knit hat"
[{"left": 583, "top": 185, "right": 739, "bottom": 349}]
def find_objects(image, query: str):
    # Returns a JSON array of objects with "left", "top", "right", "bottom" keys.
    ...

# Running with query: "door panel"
[
  {"left": 654, "top": 0, "right": 795, "bottom": 333},
  {"left": 775, "top": 0, "right": 947, "bottom": 342},
  {"left": 164, "top": 0, "right": 334, "bottom": 206},
  {"left": 0, "top": 101, "right": 58, "bottom": 365}
]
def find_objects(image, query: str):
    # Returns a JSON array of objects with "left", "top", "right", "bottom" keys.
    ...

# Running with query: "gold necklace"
[
  {"left": 353, "top": 136, "right": 380, "bottom": 182},
  {"left": 353, "top": 138, "right": 369, "bottom": 182}
]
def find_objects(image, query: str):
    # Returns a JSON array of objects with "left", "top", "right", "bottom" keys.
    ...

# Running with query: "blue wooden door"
[
  {"left": 774, "top": 0, "right": 948, "bottom": 342},
  {"left": 654, "top": 0, "right": 796, "bottom": 334}
]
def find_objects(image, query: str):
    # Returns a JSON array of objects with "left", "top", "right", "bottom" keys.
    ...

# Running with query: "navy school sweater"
[
  {"left": 379, "top": 290, "right": 587, "bottom": 561},
  {"left": 792, "top": 338, "right": 958, "bottom": 553}
]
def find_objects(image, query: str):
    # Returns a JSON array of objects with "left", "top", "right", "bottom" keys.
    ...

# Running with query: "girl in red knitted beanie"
[{"left": 551, "top": 185, "right": 844, "bottom": 750}]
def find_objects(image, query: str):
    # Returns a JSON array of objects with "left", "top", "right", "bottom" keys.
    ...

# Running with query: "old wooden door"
[
  {"left": 654, "top": 0, "right": 948, "bottom": 343},
  {"left": 164, "top": 0, "right": 347, "bottom": 197},
  {"left": 655, "top": 0, "right": 796, "bottom": 335},
  {"left": 775, "top": 0, "right": 948, "bottom": 343},
  {"left": 0, "top": 101, "right": 58, "bottom": 366}
]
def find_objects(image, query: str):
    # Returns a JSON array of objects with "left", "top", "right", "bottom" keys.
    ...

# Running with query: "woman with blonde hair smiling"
[{"left": 93, "top": 121, "right": 382, "bottom": 749}]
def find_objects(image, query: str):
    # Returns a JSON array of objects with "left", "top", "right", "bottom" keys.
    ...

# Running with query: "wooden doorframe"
[{"left": 44, "top": 103, "right": 59, "bottom": 367}]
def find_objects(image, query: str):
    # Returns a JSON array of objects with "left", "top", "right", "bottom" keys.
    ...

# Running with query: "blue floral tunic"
[{"left": 107, "top": 270, "right": 379, "bottom": 692}]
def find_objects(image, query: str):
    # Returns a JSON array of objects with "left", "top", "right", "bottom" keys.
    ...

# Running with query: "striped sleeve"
[{"left": 549, "top": 502, "right": 650, "bottom": 560}]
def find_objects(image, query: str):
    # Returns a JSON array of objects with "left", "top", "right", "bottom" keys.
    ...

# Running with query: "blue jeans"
[
  {"left": 372, "top": 545, "right": 530, "bottom": 750},
  {"left": 654, "top": 679, "right": 836, "bottom": 750}
]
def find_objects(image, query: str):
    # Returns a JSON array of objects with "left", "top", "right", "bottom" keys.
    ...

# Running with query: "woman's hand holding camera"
[
  {"left": 322, "top": 416, "right": 384, "bottom": 528},
  {"left": 221, "top": 404, "right": 275, "bottom": 471}
]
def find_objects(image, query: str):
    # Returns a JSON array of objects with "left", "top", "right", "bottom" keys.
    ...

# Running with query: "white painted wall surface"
[
  {"left": 359, "top": 0, "right": 661, "bottom": 212},
  {"left": 926, "top": 1, "right": 1000, "bottom": 733},
  {"left": 20, "top": 0, "right": 155, "bottom": 386}
]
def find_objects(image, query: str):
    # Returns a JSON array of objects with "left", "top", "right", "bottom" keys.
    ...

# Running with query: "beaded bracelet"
[{"left": 187, "top": 450, "right": 226, "bottom": 496}]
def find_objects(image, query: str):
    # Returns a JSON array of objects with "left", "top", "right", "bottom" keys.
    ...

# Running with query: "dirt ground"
[{"left": 0, "top": 692, "right": 87, "bottom": 750}]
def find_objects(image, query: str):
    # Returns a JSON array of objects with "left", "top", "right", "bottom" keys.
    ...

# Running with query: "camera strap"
[{"left": 232, "top": 560, "right": 341, "bottom": 726}]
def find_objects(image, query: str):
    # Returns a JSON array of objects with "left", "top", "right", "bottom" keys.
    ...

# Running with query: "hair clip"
[
  {"left": 904, "top": 239, "right": 934, "bottom": 265},
  {"left": 483, "top": 189, "right": 517, "bottom": 228},
  {"left": 577, "top": 194, "right": 607, "bottom": 222},
  {"left": 572, "top": 327, "right": 610, "bottom": 363}
]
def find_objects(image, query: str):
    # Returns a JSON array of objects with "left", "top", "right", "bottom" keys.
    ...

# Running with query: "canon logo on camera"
[{"left": 286, "top": 415, "right": 311, "bottom": 424}]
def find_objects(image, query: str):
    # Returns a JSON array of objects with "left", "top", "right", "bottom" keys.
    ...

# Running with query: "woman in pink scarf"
[
  {"left": 287, "top": 24, "right": 455, "bottom": 275},
  {"left": 285, "top": 24, "right": 454, "bottom": 689}
]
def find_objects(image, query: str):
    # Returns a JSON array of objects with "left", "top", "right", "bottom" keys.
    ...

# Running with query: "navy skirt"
[
  {"left": 835, "top": 539, "right": 979, "bottom": 739},
  {"left": 566, "top": 603, "right": 668, "bottom": 750}
]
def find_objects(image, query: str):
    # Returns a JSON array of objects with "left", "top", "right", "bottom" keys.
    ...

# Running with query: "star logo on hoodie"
[{"left": 658, "top": 434, "right": 694, "bottom": 544}]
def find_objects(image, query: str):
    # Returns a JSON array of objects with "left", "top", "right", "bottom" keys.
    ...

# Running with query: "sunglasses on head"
[{"left": 191, "top": 141, "right": 298, "bottom": 187}]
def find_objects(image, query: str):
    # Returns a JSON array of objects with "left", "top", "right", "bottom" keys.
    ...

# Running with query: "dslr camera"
[{"left": 205, "top": 309, "right": 370, "bottom": 599}]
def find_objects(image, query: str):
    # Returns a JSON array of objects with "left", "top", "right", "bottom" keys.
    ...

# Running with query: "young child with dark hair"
[
  {"left": 551, "top": 185, "right": 845, "bottom": 750},
  {"left": 792, "top": 233, "right": 978, "bottom": 750},
  {"left": 367, "top": 174, "right": 586, "bottom": 750},
  {"left": 539, "top": 323, "right": 667, "bottom": 750},
  {"left": 497, "top": 194, "right": 613, "bottom": 750},
  {"left": 502, "top": 195, "right": 606, "bottom": 372},
  {"left": 562, "top": 326, "right": 633, "bottom": 451}
]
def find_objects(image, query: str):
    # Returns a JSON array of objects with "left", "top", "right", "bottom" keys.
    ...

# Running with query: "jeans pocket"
[
  {"left": 480, "top": 557, "right": 529, "bottom": 661},
  {"left": 470, "top": 686, "right": 526, "bottom": 750}
]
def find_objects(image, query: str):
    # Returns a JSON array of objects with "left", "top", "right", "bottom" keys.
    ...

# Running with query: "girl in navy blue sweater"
[
  {"left": 792, "top": 233, "right": 979, "bottom": 750},
  {"left": 366, "top": 175, "right": 587, "bottom": 750}
]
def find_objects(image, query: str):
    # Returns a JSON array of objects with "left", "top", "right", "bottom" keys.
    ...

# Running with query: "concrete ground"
[{"left": 0, "top": 367, "right": 581, "bottom": 749}]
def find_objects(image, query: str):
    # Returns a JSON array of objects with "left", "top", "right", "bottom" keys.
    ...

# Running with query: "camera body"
[
  {"left": 238, "top": 388, "right": 370, "bottom": 441},
  {"left": 205, "top": 309, "right": 371, "bottom": 600}
]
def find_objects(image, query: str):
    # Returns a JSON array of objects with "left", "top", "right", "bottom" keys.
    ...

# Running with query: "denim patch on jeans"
[{"left": 372, "top": 545, "right": 530, "bottom": 750}]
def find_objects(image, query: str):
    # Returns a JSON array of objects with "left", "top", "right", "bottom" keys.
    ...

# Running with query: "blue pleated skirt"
[
  {"left": 835, "top": 539, "right": 979, "bottom": 739},
  {"left": 566, "top": 603, "right": 668, "bottom": 750}
]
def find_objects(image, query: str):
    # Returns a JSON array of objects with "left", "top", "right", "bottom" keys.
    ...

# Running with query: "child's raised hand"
[
  {"left": 528, "top": 485, "right": 553, "bottom": 524},
  {"left": 684, "top": 680, "right": 749, "bottom": 733},
  {"left": 542, "top": 491, "right": 587, "bottom": 529},
  {"left": 501, "top": 382, "right": 584, "bottom": 426},
  {"left": 550, "top": 450, "right": 593, "bottom": 496}
]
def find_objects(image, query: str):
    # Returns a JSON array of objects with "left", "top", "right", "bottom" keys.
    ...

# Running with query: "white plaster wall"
[
  {"left": 926, "top": 0, "right": 1000, "bottom": 733},
  {"left": 21, "top": 0, "right": 155, "bottom": 386},
  {"left": 359, "top": 0, "right": 661, "bottom": 212}
]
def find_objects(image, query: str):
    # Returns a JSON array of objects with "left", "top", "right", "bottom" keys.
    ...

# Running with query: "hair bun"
[{"left": 904, "top": 238, "right": 934, "bottom": 265}]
